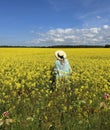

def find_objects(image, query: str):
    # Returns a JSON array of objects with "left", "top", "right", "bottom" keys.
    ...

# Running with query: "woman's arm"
[{"left": 54, "top": 60, "right": 60, "bottom": 75}]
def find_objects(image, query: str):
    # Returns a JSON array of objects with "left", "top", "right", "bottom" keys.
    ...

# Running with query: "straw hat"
[{"left": 55, "top": 50, "right": 67, "bottom": 60}]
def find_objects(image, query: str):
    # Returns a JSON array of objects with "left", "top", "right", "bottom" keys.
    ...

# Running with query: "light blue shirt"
[{"left": 54, "top": 59, "right": 72, "bottom": 78}]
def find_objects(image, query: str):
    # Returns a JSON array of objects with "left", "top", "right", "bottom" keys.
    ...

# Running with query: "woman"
[
  {"left": 54, "top": 50, "right": 72, "bottom": 79},
  {"left": 50, "top": 50, "right": 72, "bottom": 92}
]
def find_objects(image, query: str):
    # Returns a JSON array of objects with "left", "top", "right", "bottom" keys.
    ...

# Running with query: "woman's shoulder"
[
  {"left": 55, "top": 60, "right": 60, "bottom": 64},
  {"left": 65, "top": 58, "right": 69, "bottom": 62}
]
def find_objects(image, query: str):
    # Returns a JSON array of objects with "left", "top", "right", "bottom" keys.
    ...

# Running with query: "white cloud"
[
  {"left": 103, "top": 25, "right": 109, "bottom": 29},
  {"left": 82, "top": 33, "right": 95, "bottom": 38},
  {"left": 26, "top": 25, "right": 110, "bottom": 46},
  {"left": 92, "top": 38, "right": 99, "bottom": 42},
  {"left": 64, "top": 28, "right": 73, "bottom": 34},
  {"left": 64, "top": 35, "right": 76, "bottom": 39},
  {"left": 90, "top": 28, "right": 100, "bottom": 33},
  {"left": 96, "top": 16, "right": 102, "bottom": 19},
  {"left": 53, "top": 38, "right": 64, "bottom": 42}
]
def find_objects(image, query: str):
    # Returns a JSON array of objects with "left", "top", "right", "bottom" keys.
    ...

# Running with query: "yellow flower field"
[{"left": 0, "top": 48, "right": 110, "bottom": 130}]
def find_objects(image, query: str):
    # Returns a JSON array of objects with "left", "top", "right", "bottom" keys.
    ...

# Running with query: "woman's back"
[{"left": 54, "top": 58, "right": 72, "bottom": 78}]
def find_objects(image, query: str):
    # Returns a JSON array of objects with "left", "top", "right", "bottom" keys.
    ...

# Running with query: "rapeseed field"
[{"left": 0, "top": 48, "right": 110, "bottom": 130}]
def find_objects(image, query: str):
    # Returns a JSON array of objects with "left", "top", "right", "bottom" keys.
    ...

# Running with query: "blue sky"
[{"left": 0, "top": 0, "right": 110, "bottom": 46}]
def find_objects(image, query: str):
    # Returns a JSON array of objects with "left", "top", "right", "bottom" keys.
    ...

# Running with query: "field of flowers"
[{"left": 0, "top": 48, "right": 110, "bottom": 130}]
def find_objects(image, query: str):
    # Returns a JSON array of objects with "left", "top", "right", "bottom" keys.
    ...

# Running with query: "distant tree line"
[
  {"left": 47, "top": 44, "right": 110, "bottom": 48},
  {"left": 105, "top": 44, "right": 110, "bottom": 48},
  {"left": 0, "top": 44, "right": 110, "bottom": 48}
]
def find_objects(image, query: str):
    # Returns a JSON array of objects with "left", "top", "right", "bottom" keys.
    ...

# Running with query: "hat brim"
[{"left": 55, "top": 50, "right": 67, "bottom": 60}]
